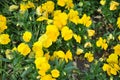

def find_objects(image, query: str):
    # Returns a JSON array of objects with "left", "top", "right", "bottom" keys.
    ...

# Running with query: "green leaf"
[
  {"left": 21, "top": 68, "right": 32, "bottom": 78},
  {"left": 2, "top": 73, "right": 6, "bottom": 80},
  {"left": 11, "top": 75, "right": 17, "bottom": 80},
  {"left": 64, "top": 66, "right": 76, "bottom": 72},
  {"left": 0, "top": 58, "right": 10, "bottom": 62}
]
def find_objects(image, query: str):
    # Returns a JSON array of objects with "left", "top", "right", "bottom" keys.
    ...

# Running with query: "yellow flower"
[
  {"left": 32, "top": 41, "right": 42, "bottom": 52},
  {"left": 47, "top": 19, "right": 53, "bottom": 24},
  {"left": 36, "top": 6, "right": 43, "bottom": 16},
  {"left": 65, "top": 50, "right": 73, "bottom": 63},
  {"left": 100, "top": 0, "right": 106, "bottom": 6},
  {"left": 53, "top": 11, "right": 68, "bottom": 30},
  {"left": 102, "top": 63, "right": 120, "bottom": 76},
  {"left": 17, "top": 43, "right": 31, "bottom": 56},
  {"left": 35, "top": 50, "right": 44, "bottom": 59},
  {"left": 38, "top": 70, "right": 46, "bottom": 76},
  {"left": 111, "top": 67, "right": 117, "bottom": 75},
  {"left": 53, "top": 10, "right": 61, "bottom": 17},
  {"left": 40, "top": 63, "right": 51, "bottom": 72},
  {"left": 76, "top": 48, "right": 83, "bottom": 55},
  {"left": 38, "top": 34, "right": 52, "bottom": 48},
  {"left": 96, "top": 37, "right": 108, "bottom": 50},
  {"left": 0, "top": 34, "right": 10, "bottom": 45},
  {"left": 65, "top": 0, "right": 74, "bottom": 9},
  {"left": 20, "top": 1, "right": 35, "bottom": 14},
  {"left": 57, "top": 0, "right": 66, "bottom": 7},
  {"left": 36, "top": 1, "right": 54, "bottom": 20},
  {"left": 118, "top": 35, "right": 120, "bottom": 41},
  {"left": 68, "top": 9, "right": 80, "bottom": 25},
  {"left": 20, "top": 3, "right": 28, "bottom": 13},
  {"left": 102, "top": 42, "right": 108, "bottom": 50},
  {"left": 36, "top": 16, "right": 48, "bottom": 21},
  {"left": 96, "top": 37, "right": 103, "bottom": 47},
  {"left": 41, "top": 74, "right": 55, "bottom": 80},
  {"left": 61, "top": 26, "right": 73, "bottom": 41},
  {"left": 117, "top": 17, "right": 120, "bottom": 29},
  {"left": 0, "top": 15, "right": 6, "bottom": 23},
  {"left": 110, "top": 1, "right": 119, "bottom": 11},
  {"left": 113, "top": 44, "right": 120, "bottom": 56},
  {"left": 34, "top": 57, "right": 48, "bottom": 69},
  {"left": 0, "top": 15, "right": 7, "bottom": 33},
  {"left": 102, "top": 63, "right": 109, "bottom": 71},
  {"left": 26, "top": 1, "right": 35, "bottom": 9},
  {"left": 57, "top": 0, "right": 74, "bottom": 9},
  {"left": 45, "top": 25, "right": 59, "bottom": 42},
  {"left": 73, "top": 34, "right": 81, "bottom": 43},
  {"left": 107, "top": 53, "right": 118, "bottom": 64},
  {"left": 102, "top": 63, "right": 111, "bottom": 76},
  {"left": 87, "top": 29, "right": 95, "bottom": 37},
  {"left": 114, "top": 64, "right": 120, "bottom": 72},
  {"left": 0, "top": 25, "right": 7, "bottom": 33},
  {"left": 79, "top": 14, "right": 92, "bottom": 27},
  {"left": 56, "top": 50, "right": 65, "bottom": 59},
  {"left": 42, "top": 1, "right": 55, "bottom": 13},
  {"left": 12, "top": 47, "right": 17, "bottom": 51},
  {"left": 51, "top": 69, "right": 60, "bottom": 78},
  {"left": 23, "top": 31, "right": 32, "bottom": 42},
  {"left": 84, "top": 52, "right": 94, "bottom": 62},
  {"left": 44, "top": 52, "right": 50, "bottom": 61}
]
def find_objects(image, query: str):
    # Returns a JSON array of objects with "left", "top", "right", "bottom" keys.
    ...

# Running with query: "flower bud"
[{"left": 9, "top": 5, "right": 19, "bottom": 12}]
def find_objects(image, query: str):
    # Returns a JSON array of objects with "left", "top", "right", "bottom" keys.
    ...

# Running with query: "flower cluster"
[
  {"left": 100, "top": 0, "right": 119, "bottom": 11},
  {"left": 103, "top": 53, "right": 120, "bottom": 76},
  {"left": 0, "top": 15, "right": 10, "bottom": 45},
  {"left": 20, "top": 1, "right": 35, "bottom": 13},
  {"left": 0, "top": 0, "right": 120, "bottom": 79}
]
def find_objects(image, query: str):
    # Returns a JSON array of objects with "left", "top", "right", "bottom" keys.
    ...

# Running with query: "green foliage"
[{"left": 0, "top": 0, "right": 120, "bottom": 80}]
